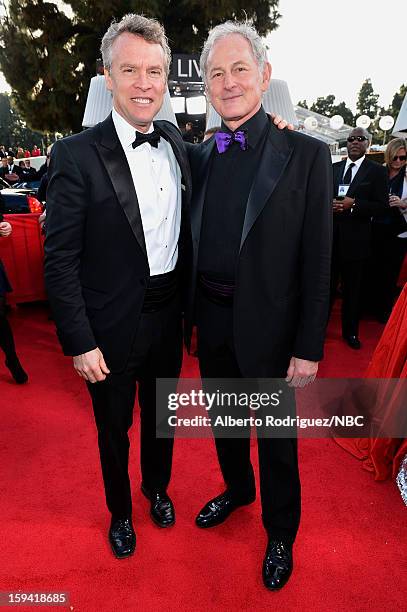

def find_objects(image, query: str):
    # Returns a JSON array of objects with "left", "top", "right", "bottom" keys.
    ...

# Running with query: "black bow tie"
[{"left": 132, "top": 127, "right": 161, "bottom": 149}]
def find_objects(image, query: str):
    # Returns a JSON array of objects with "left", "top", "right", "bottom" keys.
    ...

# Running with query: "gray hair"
[
  {"left": 101, "top": 13, "right": 171, "bottom": 75},
  {"left": 200, "top": 20, "right": 267, "bottom": 85}
]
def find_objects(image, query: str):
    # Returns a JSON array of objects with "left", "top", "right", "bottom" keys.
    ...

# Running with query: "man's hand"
[
  {"left": 333, "top": 196, "right": 355, "bottom": 213},
  {"left": 0, "top": 221, "right": 12, "bottom": 237},
  {"left": 285, "top": 357, "right": 318, "bottom": 388},
  {"left": 270, "top": 113, "right": 295, "bottom": 131},
  {"left": 73, "top": 348, "right": 110, "bottom": 383}
]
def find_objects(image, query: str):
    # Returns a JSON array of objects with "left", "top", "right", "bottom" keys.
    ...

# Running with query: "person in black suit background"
[
  {"left": 331, "top": 128, "right": 388, "bottom": 349},
  {"left": 44, "top": 14, "right": 191, "bottom": 559},
  {"left": 185, "top": 21, "right": 332, "bottom": 590}
]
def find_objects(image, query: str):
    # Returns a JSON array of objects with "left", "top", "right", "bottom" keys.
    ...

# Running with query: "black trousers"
[
  {"left": 330, "top": 248, "right": 365, "bottom": 338},
  {"left": 196, "top": 290, "right": 301, "bottom": 544},
  {"left": 87, "top": 292, "right": 182, "bottom": 520}
]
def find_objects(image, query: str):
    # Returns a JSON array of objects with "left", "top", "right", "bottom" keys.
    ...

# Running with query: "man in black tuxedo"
[
  {"left": 185, "top": 21, "right": 332, "bottom": 590},
  {"left": 0, "top": 156, "right": 22, "bottom": 184},
  {"left": 44, "top": 14, "right": 191, "bottom": 559},
  {"left": 331, "top": 127, "right": 388, "bottom": 349}
]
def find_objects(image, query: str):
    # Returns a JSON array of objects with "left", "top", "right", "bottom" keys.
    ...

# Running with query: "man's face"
[
  {"left": 347, "top": 128, "right": 370, "bottom": 161},
  {"left": 25, "top": 160, "right": 31, "bottom": 167},
  {"left": 104, "top": 32, "right": 167, "bottom": 133},
  {"left": 205, "top": 34, "right": 271, "bottom": 130},
  {"left": 7, "top": 156, "right": 13, "bottom": 166}
]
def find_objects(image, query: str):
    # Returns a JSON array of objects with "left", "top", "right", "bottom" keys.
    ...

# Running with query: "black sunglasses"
[
  {"left": 347, "top": 136, "right": 369, "bottom": 143},
  {"left": 393, "top": 155, "right": 407, "bottom": 162}
]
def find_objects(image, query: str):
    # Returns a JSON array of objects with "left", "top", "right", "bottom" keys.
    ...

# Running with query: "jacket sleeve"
[
  {"left": 44, "top": 139, "right": 97, "bottom": 356},
  {"left": 294, "top": 142, "right": 333, "bottom": 361}
]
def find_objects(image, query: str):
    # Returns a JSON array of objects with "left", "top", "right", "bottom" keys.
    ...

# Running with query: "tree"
[
  {"left": 306, "top": 94, "right": 354, "bottom": 125},
  {"left": 356, "top": 78, "right": 379, "bottom": 120},
  {"left": 310, "top": 94, "right": 335, "bottom": 117},
  {"left": 0, "top": 0, "right": 281, "bottom": 133},
  {"left": 297, "top": 100, "right": 308, "bottom": 109},
  {"left": 372, "top": 83, "right": 406, "bottom": 144},
  {"left": 390, "top": 83, "right": 406, "bottom": 116},
  {"left": 330, "top": 101, "right": 354, "bottom": 127},
  {"left": 0, "top": 92, "right": 44, "bottom": 150}
]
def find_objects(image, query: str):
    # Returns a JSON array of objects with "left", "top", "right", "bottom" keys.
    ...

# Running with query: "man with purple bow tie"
[{"left": 185, "top": 21, "right": 333, "bottom": 590}]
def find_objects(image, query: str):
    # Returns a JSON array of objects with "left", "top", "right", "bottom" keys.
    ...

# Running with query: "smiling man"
[
  {"left": 185, "top": 21, "right": 333, "bottom": 590},
  {"left": 44, "top": 14, "right": 192, "bottom": 559}
]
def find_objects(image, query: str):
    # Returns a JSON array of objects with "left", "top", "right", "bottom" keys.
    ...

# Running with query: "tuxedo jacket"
[
  {"left": 186, "top": 122, "right": 333, "bottom": 377},
  {"left": 0, "top": 164, "right": 22, "bottom": 180},
  {"left": 44, "top": 114, "right": 192, "bottom": 372},
  {"left": 332, "top": 158, "right": 388, "bottom": 260}
]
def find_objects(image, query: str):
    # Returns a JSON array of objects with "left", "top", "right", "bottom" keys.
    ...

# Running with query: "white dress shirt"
[
  {"left": 343, "top": 155, "right": 365, "bottom": 183},
  {"left": 112, "top": 108, "right": 181, "bottom": 276}
]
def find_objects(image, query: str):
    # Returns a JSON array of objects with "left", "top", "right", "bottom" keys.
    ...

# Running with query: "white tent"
[{"left": 392, "top": 93, "right": 407, "bottom": 137}]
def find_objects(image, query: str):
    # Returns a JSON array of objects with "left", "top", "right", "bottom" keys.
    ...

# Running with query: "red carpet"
[{"left": 0, "top": 302, "right": 405, "bottom": 611}]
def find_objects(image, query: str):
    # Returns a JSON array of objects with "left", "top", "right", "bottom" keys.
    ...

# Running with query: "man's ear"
[
  {"left": 104, "top": 67, "right": 113, "bottom": 92},
  {"left": 261, "top": 62, "right": 272, "bottom": 93}
]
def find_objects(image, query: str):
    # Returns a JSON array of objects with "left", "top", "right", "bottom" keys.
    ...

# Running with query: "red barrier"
[{"left": 0, "top": 213, "right": 46, "bottom": 305}]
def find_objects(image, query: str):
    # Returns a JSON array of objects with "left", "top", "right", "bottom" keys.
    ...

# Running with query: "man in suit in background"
[
  {"left": 331, "top": 127, "right": 388, "bottom": 349},
  {"left": 0, "top": 155, "right": 22, "bottom": 184},
  {"left": 44, "top": 13, "right": 191, "bottom": 559},
  {"left": 186, "top": 21, "right": 333, "bottom": 590}
]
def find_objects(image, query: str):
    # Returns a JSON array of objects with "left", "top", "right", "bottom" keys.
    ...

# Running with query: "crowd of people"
[
  {"left": 0, "top": 144, "right": 42, "bottom": 159},
  {"left": 0, "top": 152, "right": 48, "bottom": 186},
  {"left": 0, "top": 13, "right": 406, "bottom": 594}
]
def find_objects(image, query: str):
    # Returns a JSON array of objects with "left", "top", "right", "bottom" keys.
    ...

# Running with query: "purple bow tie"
[{"left": 215, "top": 130, "right": 248, "bottom": 154}]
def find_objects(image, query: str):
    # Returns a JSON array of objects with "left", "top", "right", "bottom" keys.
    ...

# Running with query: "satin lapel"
[
  {"left": 155, "top": 121, "right": 192, "bottom": 195},
  {"left": 240, "top": 124, "right": 294, "bottom": 251},
  {"left": 94, "top": 114, "right": 147, "bottom": 258},
  {"left": 190, "top": 138, "right": 215, "bottom": 252},
  {"left": 347, "top": 159, "right": 370, "bottom": 197}
]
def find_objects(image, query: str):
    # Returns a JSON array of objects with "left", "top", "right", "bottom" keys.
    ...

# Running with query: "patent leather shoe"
[
  {"left": 195, "top": 490, "right": 255, "bottom": 528},
  {"left": 262, "top": 539, "right": 293, "bottom": 590},
  {"left": 141, "top": 484, "right": 175, "bottom": 527},
  {"left": 343, "top": 335, "right": 361, "bottom": 350},
  {"left": 109, "top": 517, "right": 136, "bottom": 559}
]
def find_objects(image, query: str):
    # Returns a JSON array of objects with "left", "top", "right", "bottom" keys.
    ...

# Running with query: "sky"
[{"left": 0, "top": 0, "right": 405, "bottom": 112}]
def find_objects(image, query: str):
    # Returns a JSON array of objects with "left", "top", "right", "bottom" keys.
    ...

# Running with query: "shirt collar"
[
  {"left": 112, "top": 107, "right": 154, "bottom": 150},
  {"left": 346, "top": 154, "right": 365, "bottom": 169},
  {"left": 220, "top": 106, "right": 268, "bottom": 149}
]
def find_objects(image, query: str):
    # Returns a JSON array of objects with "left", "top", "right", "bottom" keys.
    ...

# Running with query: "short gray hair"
[
  {"left": 200, "top": 20, "right": 267, "bottom": 85},
  {"left": 101, "top": 13, "right": 171, "bottom": 75}
]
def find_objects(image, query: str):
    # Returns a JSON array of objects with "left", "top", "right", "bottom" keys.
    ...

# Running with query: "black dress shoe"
[
  {"left": 262, "top": 539, "right": 293, "bottom": 590},
  {"left": 343, "top": 335, "right": 361, "bottom": 350},
  {"left": 195, "top": 490, "right": 255, "bottom": 528},
  {"left": 141, "top": 485, "right": 175, "bottom": 527},
  {"left": 5, "top": 357, "right": 28, "bottom": 384},
  {"left": 109, "top": 518, "right": 136, "bottom": 559}
]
